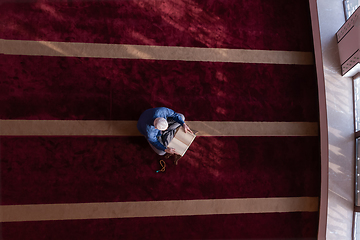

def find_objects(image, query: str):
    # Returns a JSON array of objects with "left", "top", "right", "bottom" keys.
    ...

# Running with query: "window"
[
  {"left": 354, "top": 75, "right": 360, "bottom": 238},
  {"left": 344, "top": 0, "right": 360, "bottom": 20},
  {"left": 356, "top": 212, "right": 360, "bottom": 239}
]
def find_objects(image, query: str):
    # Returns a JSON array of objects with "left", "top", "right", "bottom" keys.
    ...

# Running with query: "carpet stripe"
[
  {"left": 0, "top": 39, "right": 314, "bottom": 65},
  {"left": 0, "top": 120, "right": 319, "bottom": 136},
  {"left": 1, "top": 197, "right": 318, "bottom": 222}
]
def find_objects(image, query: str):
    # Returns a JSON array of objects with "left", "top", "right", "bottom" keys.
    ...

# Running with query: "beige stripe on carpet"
[
  {"left": 0, "top": 120, "right": 318, "bottom": 136},
  {"left": 0, "top": 39, "right": 314, "bottom": 65},
  {"left": 0, "top": 197, "right": 319, "bottom": 222}
]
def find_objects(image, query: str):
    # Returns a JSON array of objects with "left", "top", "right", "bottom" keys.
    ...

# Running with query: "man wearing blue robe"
[{"left": 137, "top": 107, "right": 193, "bottom": 156}]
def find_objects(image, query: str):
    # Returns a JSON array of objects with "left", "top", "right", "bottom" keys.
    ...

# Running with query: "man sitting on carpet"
[{"left": 137, "top": 107, "right": 193, "bottom": 162}]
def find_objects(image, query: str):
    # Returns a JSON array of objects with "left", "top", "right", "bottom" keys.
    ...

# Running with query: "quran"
[{"left": 167, "top": 127, "right": 196, "bottom": 156}]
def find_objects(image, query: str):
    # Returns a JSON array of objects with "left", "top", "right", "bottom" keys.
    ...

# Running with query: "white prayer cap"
[{"left": 154, "top": 117, "right": 168, "bottom": 130}]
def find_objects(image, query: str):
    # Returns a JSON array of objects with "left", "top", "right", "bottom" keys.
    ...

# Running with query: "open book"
[{"left": 167, "top": 127, "right": 196, "bottom": 156}]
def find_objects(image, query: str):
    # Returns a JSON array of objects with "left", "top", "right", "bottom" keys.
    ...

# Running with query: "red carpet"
[
  {"left": 1, "top": 55, "right": 318, "bottom": 121},
  {"left": 0, "top": 0, "right": 313, "bottom": 51},
  {"left": 1, "top": 136, "right": 319, "bottom": 205},
  {"left": 1, "top": 0, "right": 320, "bottom": 239},
  {"left": 2, "top": 212, "right": 318, "bottom": 240}
]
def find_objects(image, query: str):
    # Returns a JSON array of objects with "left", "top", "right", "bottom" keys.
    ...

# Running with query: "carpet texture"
[
  {"left": 0, "top": 0, "right": 320, "bottom": 239},
  {"left": 2, "top": 212, "right": 318, "bottom": 240},
  {"left": 0, "top": 0, "right": 313, "bottom": 51},
  {"left": 1, "top": 55, "right": 318, "bottom": 121},
  {"left": 1, "top": 136, "right": 320, "bottom": 205}
]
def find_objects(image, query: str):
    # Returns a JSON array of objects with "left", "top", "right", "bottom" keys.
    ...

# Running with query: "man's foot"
[
  {"left": 164, "top": 153, "right": 173, "bottom": 159},
  {"left": 174, "top": 154, "right": 182, "bottom": 165}
]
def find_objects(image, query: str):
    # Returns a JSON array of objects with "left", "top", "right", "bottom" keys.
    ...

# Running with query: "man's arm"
[
  {"left": 182, "top": 122, "right": 193, "bottom": 134},
  {"left": 162, "top": 108, "right": 185, "bottom": 125},
  {"left": 148, "top": 137, "right": 167, "bottom": 151},
  {"left": 149, "top": 137, "right": 177, "bottom": 154},
  {"left": 146, "top": 127, "right": 167, "bottom": 151}
]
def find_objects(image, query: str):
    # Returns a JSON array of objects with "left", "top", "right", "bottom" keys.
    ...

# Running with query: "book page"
[
  {"left": 175, "top": 127, "right": 196, "bottom": 145},
  {"left": 167, "top": 137, "right": 188, "bottom": 156}
]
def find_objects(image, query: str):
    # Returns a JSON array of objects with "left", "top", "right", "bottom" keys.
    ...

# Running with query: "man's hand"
[
  {"left": 182, "top": 123, "right": 193, "bottom": 134},
  {"left": 165, "top": 147, "right": 177, "bottom": 154}
]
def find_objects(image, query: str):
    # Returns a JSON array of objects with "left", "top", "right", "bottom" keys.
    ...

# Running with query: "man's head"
[{"left": 154, "top": 117, "right": 168, "bottom": 130}]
